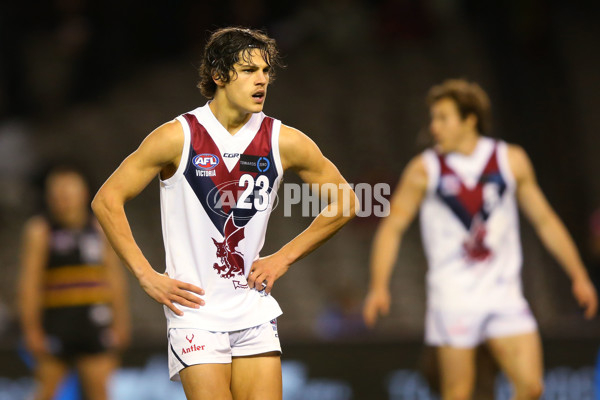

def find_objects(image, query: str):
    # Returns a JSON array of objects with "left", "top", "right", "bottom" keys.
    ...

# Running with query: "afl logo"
[
  {"left": 440, "top": 175, "right": 461, "bottom": 196},
  {"left": 193, "top": 154, "right": 220, "bottom": 170}
]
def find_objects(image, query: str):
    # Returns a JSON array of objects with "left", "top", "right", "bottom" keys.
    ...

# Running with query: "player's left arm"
[
  {"left": 509, "top": 144, "right": 598, "bottom": 319},
  {"left": 247, "top": 125, "right": 358, "bottom": 294}
]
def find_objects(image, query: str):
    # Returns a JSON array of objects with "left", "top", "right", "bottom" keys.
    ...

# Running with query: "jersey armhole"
[
  {"left": 160, "top": 116, "right": 191, "bottom": 186},
  {"left": 271, "top": 119, "right": 284, "bottom": 179},
  {"left": 421, "top": 150, "right": 439, "bottom": 194}
]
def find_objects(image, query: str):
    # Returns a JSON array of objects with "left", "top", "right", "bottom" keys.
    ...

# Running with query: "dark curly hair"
[
  {"left": 426, "top": 79, "right": 492, "bottom": 134},
  {"left": 197, "top": 27, "right": 283, "bottom": 99}
]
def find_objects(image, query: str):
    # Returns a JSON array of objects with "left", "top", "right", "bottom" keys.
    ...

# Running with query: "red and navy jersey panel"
[
  {"left": 435, "top": 144, "right": 507, "bottom": 231},
  {"left": 181, "top": 114, "right": 278, "bottom": 235}
]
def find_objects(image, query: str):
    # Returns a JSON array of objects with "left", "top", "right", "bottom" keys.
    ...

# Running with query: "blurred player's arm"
[
  {"left": 18, "top": 216, "right": 50, "bottom": 356},
  {"left": 101, "top": 230, "right": 132, "bottom": 351},
  {"left": 92, "top": 120, "right": 205, "bottom": 316},
  {"left": 509, "top": 144, "right": 598, "bottom": 319},
  {"left": 363, "top": 155, "right": 428, "bottom": 328},
  {"left": 247, "top": 125, "right": 358, "bottom": 294}
]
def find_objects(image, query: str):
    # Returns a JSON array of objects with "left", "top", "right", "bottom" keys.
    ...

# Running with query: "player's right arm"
[
  {"left": 92, "top": 120, "right": 205, "bottom": 316},
  {"left": 18, "top": 216, "right": 50, "bottom": 357},
  {"left": 363, "top": 155, "right": 428, "bottom": 328}
]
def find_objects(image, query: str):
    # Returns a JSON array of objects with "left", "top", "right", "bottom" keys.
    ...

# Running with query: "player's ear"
[
  {"left": 465, "top": 113, "right": 478, "bottom": 131},
  {"left": 213, "top": 73, "right": 225, "bottom": 88}
]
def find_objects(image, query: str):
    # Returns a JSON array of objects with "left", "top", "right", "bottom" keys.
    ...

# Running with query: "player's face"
[
  {"left": 429, "top": 98, "right": 471, "bottom": 153},
  {"left": 46, "top": 172, "right": 89, "bottom": 219},
  {"left": 222, "top": 49, "right": 270, "bottom": 114}
]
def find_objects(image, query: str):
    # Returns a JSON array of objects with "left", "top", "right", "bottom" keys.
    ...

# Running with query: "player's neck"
[
  {"left": 209, "top": 98, "right": 252, "bottom": 135},
  {"left": 453, "top": 131, "right": 480, "bottom": 155}
]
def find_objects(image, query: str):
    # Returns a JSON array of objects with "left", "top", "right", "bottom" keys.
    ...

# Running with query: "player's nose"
[
  {"left": 256, "top": 71, "right": 267, "bottom": 85},
  {"left": 429, "top": 124, "right": 443, "bottom": 142},
  {"left": 429, "top": 122, "right": 438, "bottom": 136}
]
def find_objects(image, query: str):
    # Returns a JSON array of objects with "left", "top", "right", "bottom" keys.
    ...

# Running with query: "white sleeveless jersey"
[
  {"left": 420, "top": 137, "right": 527, "bottom": 312},
  {"left": 160, "top": 103, "right": 283, "bottom": 331}
]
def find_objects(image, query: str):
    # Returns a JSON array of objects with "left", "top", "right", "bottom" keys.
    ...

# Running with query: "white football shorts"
[
  {"left": 168, "top": 319, "right": 281, "bottom": 381},
  {"left": 425, "top": 306, "right": 537, "bottom": 348}
]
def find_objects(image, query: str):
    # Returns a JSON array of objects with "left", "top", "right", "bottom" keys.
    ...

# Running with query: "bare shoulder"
[
  {"left": 279, "top": 124, "right": 323, "bottom": 171},
  {"left": 506, "top": 143, "right": 529, "bottom": 165},
  {"left": 401, "top": 154, "right": 428, "bottom": 191},
  {"left": 145, "top": 119, "right": 184, "bottom": 153},
  {"left": 505, "top": 143, "right": 533, "bottom": 182},
  {"left": 279, "top": 123, "right": 301, "bottom": 143},
  {"left": 155, "top": 119, "right": 183, "bottom": 139},
  {"left": 23, "top": 215, "right": 50, "bottom": 241},
  {"left": 279, "top": 124, "right": 314, "bottom": 153},
  {"left": 405, "top": 153, "right": 427, "bottom": 176},
  {"left": 136, "top": 119, "right": 184, "bottom": 166}
]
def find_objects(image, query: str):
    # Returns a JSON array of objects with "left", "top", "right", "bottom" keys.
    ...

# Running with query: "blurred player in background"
[
  {"left": 92, "top": 27, "right": 356, "bottom": 400},
  {"left": 363, "top": 79, "right": 598, "bottom": 400},
  {"left": 18, "top": 165, "right": 130, "bottom": 400}
]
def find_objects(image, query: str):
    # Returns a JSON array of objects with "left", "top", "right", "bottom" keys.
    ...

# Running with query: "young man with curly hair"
[{"left": 93, "top": 27, "right": 357, "bottom": 399}]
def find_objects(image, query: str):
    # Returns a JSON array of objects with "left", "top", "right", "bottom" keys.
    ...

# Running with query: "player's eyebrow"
[
  {"left": 237, "top": 61, "right": 270, "bottom": 70},
  {"left": 237, "top": 63, "right": 259, "bottom": 69}
]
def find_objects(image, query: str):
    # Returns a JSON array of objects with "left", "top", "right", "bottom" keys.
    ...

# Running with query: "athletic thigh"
[
  {"left": 486, "top": 331, "right": 543, "bottom": 389},
  {"left": 180, "top": 363, "right": 233, "bottom": 400},
  {"left": 231, "top": 352, "right": 281, "bottom": 400},
  {"left": 76, "top": 352, "right": 117, "bottom": 400},
  {"left": 437, "top": 346, "right": 477, "bottom": 400}
]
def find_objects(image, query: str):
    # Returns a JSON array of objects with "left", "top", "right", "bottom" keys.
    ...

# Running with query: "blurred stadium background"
[{"left": 0, "top": 1, "right": 599, "bottom": 399}]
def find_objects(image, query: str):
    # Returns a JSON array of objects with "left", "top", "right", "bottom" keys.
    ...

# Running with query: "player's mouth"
[{"left": 252, "top": 91, "right": 265, "bottom": 104}]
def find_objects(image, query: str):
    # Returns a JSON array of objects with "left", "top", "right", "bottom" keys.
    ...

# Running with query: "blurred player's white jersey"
[
  {"left": 420, "top": 137, "right": 527, "bottom": 312},
  {"left": 160, "top": 103, "right": 282, "bottom": 331}
]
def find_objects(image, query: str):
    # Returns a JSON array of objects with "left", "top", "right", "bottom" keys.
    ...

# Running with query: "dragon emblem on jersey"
[
  {"left": 212, "top": 215, "right": 246, "bottom": 279},
  {"left": 462, "top": 215, "right": 491, "bottom": 261}
]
